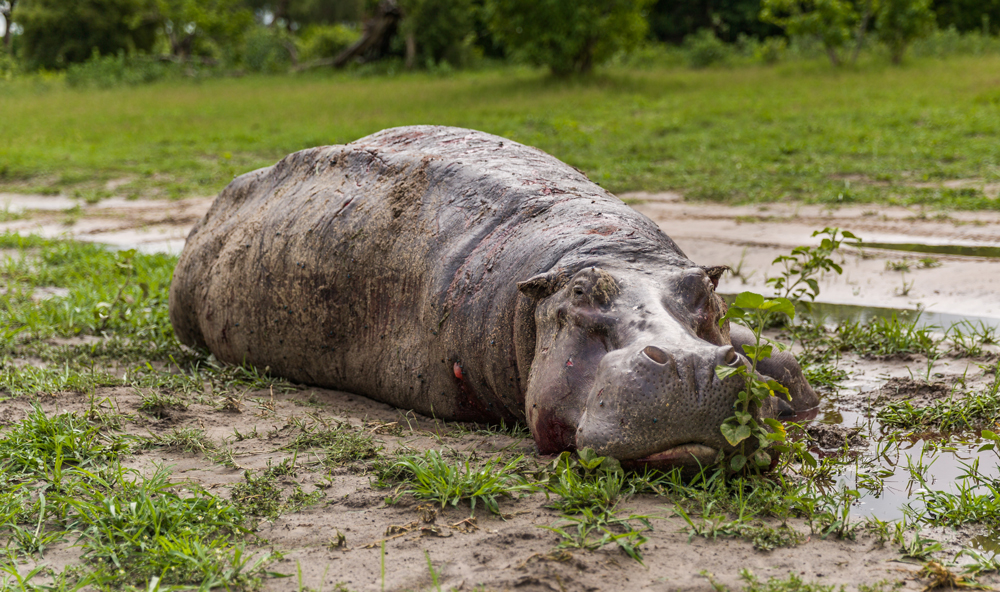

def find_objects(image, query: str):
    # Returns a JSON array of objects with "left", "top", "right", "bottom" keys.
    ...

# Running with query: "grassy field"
[{"left": 1, "top": 56, "right": 999, "bottom": 207}]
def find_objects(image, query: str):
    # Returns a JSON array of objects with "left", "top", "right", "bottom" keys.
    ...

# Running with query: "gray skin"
[{"left": 170, "top": 125, "right": 817, "bottom": 469}]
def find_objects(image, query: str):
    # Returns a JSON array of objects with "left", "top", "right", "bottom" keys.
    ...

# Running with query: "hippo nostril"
[
  {"left": 723, "top": 346, "right": 739, "bottom": 366},
  {"left": 642, "top": 346, "right": 670, "bottom": 365}
]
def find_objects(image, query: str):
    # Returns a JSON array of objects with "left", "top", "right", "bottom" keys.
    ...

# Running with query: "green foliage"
[
  {"left": 542, "top": 507, "right": 652, "bottom": 563},
  {"left": 760, "top": 0, "right": 859, "bottom": 65},
  {"left": 297, "top": 23, "right": 361, "bottom": 61},
  {"left": 833, "top": 313, "right": 940, "bottom": 356},
  {"left": 932, "top": 0, "right": 1000, "bottom": 35},
  {"left": 64, "top": 53, "right": 176, "bottom": 88},
  {"left": 876, "top": 0, "right": 937, "bottom": 63},
  {"left": 715, "top": 292, "right": 798, "bottom": 473},
  {"left": 385, "top": 450, "right": 535, "bottom": 515},
  {"left": 155, "top": 0, "right": 254, "bottom": 58},
  {"left": 0, "top": 405, "right": 130, "bottom": 479},
  {"left": 242, "top": 25, "right": 293, "bottom": 72},
  {"left": 485, "top": 0, "right": 654, "bottom": 75},
  {"left": 877, "top": 362, "right": 1000, "bottom": 431},
  {"left": 15, "top": 0, "right": 161, "bottom": 69},
  {"left": 684, "top": 29, "right": 733, "bottom": 68},
  {"left": 541, "top": 449, "right": 626, "bottom": 515},
  {"left": 767, "top": 228, "right": 861, "bottom": 302},
  {"left": 399, "top": 0, "right": 477, "bottom": 67},
  {"left": 282, "top": 421, "right": 383, "bottom": 466}
]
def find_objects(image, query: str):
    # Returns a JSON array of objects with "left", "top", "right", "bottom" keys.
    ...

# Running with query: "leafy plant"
[
  {"left": 767, "top": 227, "right": 861, "bottom": 302},
  {"left": 715, "top": 292, "right": 798, "bottom": 472},
  {"left": 385, "top": 450, "right": 535, "bottom": 515},
  {"left": 542, "top": 506, "right": 652, "bottom": 563}
]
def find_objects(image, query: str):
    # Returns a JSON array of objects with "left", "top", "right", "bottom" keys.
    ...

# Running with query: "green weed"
[
  {"left": 384, "top": 450, "right": 535, "bottom": 516},
  {"left": 0, "top": 405, "right": 130, "bottom": 479},
  {"left": 834, "top": 313, "right": 940, "bottom": 357},
  {"left": 282, "top": 421, "right": 383, "bottom": 466}
]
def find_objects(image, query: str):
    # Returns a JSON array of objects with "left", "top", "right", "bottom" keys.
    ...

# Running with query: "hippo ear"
[
  {"left": 517, "top": 271, "right": 563, "bottom": 300},
  {"left": 701, "top": 265, "right": 729, "bottom": 289}
]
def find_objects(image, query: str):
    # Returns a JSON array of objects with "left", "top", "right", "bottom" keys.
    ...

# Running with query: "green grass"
[
  {"left": 2, "top": 56, "right": 1000, "bottom": 207},
  {"left": 0, "top": 407, "right": 277, "bottom": 590},
  {"left": 383, "top": 450, "right": 535, "bottom": 516}
]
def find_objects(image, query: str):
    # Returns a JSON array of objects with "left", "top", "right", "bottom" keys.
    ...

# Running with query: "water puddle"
[
  {"left": 860, "top": 242, "right": 1000, "bottom": 259},
  {"left": 802, "top": 301, "right": 1000, "bottom": 332},
  {"left": 721, "top": 293, "right": 1000, "bottom": 332}
]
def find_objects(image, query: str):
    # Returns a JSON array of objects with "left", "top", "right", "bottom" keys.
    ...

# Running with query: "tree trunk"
[
  {"left": 850, "top": 0, "right": 873, "bottom": 65},
  {"left": 405, "top": 33, "right": 416, "bottom": 69},
  {"left": 1, "top": 0, "right": 15, "bottom": 50},
  {"left": 824, "top": 44, "right": 842, "bottom": 67},
  {"left": 274, "top": 0, "right": 291, "bottom": 30},
  {"left": 330, "top": 0, "right": 401, "bottom": 68}
]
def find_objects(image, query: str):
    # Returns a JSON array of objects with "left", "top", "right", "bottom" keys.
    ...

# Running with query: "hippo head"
[{"left": 517, "top": 263, "right": 758, "bottom": 469}]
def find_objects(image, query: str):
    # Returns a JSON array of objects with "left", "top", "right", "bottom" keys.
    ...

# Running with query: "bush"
[
  {"left": 485, "top": 0, "right": 655, "bottom": 76},
  {"left": 16, "top": 0, "right": 160, "bottom": 70},
  {"left": 297, "top": 24, "right": 362, "bottom": 62},
  {"left": 876, "top": 0, "right": 936, "bottom": 63},
  {"left": 910, "top": 26, "right": 1000, "bottom": 57},
  {"left": 683, "top": 29, "right": 732, "bottom": 67},
  {"left": 400, "top": 0, "right": 478, "bottom": 68},
  {"left": 242, "top": 26, "right": 293, "bottom": 72},
  {"left": 64, "top": 53, "right": 173, "bottom": 88},
  {"left": 753, "top": 35, "right": 789, "bottom": 63}
]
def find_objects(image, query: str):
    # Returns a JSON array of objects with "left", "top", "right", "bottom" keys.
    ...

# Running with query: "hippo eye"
[{"left": 573, "top": 286, "right": 585, "bottom": 296}]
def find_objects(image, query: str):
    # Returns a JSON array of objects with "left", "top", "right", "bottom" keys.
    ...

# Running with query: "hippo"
[{"left": 169, "top": 126, "right": 817, "bottom": 468}]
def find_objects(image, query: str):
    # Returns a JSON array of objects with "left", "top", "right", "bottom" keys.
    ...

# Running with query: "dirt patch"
[
  {"left": 805, "top": 423, "right": 866, "bottom": 450},
  {"left": 875, "top": 377, "right": 951, "bottom": 406}
]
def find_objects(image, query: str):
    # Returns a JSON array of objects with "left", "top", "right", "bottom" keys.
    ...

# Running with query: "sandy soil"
[{"left": 3, "top": 191, "right": 1000, "bottom": 591}]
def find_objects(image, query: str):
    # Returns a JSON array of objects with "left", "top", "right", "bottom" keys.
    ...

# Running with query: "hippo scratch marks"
[{"left": 586, "top": 225, "right": 619, "bottom": 236}]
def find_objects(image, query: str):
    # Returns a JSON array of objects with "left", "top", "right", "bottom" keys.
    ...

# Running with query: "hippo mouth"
[{"left": 623, "top": 443, "right": 720, "bottom": 470}]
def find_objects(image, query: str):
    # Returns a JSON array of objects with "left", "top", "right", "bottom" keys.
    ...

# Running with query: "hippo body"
[{"left": 170, "top": 126, "right": 816, "bottom": 467}]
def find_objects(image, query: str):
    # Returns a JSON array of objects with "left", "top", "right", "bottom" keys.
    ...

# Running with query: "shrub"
[
  {"left": 754, "top": 35, "right": 789, "bottom": 63},
  {"left": 399, "top": 0, "right": 478, "bottom": 68},
  {"left": 242, "top": 26, "right": 293, "bottom": 72},
  {"left": 297, "top": 24, "right": 362, "bottom": 62},
  {"left": 875, "top": 0, "right": 937, "bottom": 63},
  {"left": 16, "top": 0, "right": 160, "bottom": 70},
  {"left": 683, "top": 28, "right": 732, "bottom": 67},
  {"left": 760, "top": 0, "right": 858, "bottom": 65},
  {"left": 64, "top": 52, "right": 173, "bottom": 88},
  {"left": 485, "top": 0, "right": 655, "bottom": 76}
]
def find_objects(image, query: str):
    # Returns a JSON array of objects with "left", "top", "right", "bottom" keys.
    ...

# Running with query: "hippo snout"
[{"left": 574, "top": 341, "right": 752, "bottom": 467}]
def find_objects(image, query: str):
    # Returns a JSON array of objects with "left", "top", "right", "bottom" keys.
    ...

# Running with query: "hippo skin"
[{"left": 169, "top": 126, "right": 817, "bottom": 468}]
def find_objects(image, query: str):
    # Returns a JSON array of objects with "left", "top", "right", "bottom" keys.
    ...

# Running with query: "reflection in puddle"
[
  {"left": 970, "top": 532, "right": 1000, "bottom": 555},
  {"left": 862, "top": 242, "right": 1000, "bottom": 259},
  {"left": 719, "top": 293, "right": 1000, "bottom": 332}
]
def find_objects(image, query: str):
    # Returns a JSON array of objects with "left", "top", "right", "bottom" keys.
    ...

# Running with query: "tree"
[
  {"left": 760, "top": 0, "right": 858, "bottom": 65},
  {"left": 399, "top": 0, "right": 475, "bottom": 67},
  {"left": 931, "top": 0, "right": 1000, "bottom": 35},
  {"left": 241, "top": 0, "right": 365, "bottom": 29},
  {"left": 15, "top": 0, "right": 160, "bottom": 69},
  {"left": 1, "top": 0, "right": 15, "bottom": 50},
  {"left": 155, "top": 0, "right": 253, "bottom": 58},
  {"left": 648, "top": 0, "right": 783, "bottom": 44},
  {"left": 485, "top": 0, "right": 654, "bottom": 76},
  {"left": 876, "top": 0, "right": 935, "bottom": 63}
]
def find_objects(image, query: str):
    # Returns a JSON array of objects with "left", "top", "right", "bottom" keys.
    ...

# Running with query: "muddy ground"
[{"left": 3, "top": 190, "right": 1000, "bottom": 591}]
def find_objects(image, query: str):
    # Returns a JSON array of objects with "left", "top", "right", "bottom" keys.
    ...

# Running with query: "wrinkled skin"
[{"left": 170, "top": 126, "right": 817, "bottom": 468}]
